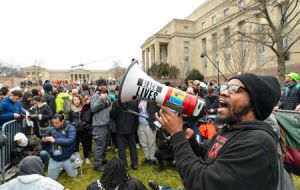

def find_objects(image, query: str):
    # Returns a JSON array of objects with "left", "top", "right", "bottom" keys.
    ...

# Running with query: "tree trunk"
[{"left": 277, "top": 55, "right": 286, "bottom": 88}]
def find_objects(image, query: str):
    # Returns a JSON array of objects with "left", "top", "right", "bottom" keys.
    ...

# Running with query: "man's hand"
[
  {"left": 43, "top": 136, "right": 55, "bottom": 143},
  {"left": 30, "top": 114, "right": 39, "bottom": 119},
  {"left": 185, "top": 128, "right": 195, "bottom": 140},
  {"left": 100, "top": 93, "right": 108, "bottom": 99},
  {"left": 295, "top": 105, "right": 300, "bottom": 112},
  {"left": 13, "top": 113, "right": 20, "bottom": 119},
  {"left": 41, "top": 136, "right": 47, "bottom": 142},
  {"left": 273, "top": 106, "right": 279, "bottom": 112},
  {"left": 155, "top": 104, "right": 183, "bottom": 136}
]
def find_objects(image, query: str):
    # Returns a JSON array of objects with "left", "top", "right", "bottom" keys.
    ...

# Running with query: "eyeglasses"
[{"left": 220, "top": 84, "right": 247, "bottom": 94}]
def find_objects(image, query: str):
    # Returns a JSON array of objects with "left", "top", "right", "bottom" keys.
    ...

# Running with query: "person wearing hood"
[
  {"left": 21, "top": 91, "right": 33, "bottom": 111},
  {"left": 0, "top": 90, "right": 25, "bottom": 128},
  {"left": 152, "top": 73, "right": 281, "bottom": 190},
  {"left": 30, "top": 96, "right": 53, "bottom": 137},
  {"left": 0, "top": 155, "right": 64, "bottom": 190},
  {"left": 42, "top": 82, "right": 56, "bottom": 115}
]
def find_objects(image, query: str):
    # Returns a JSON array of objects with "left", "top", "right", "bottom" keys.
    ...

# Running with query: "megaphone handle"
[{"left": 153, "top": 121, "right": 163, "bottom": 130}]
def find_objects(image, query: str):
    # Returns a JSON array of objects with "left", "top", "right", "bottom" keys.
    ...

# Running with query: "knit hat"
[
  {"left": 96, "top": 79, "right": 107, "bottom": 86},
  {"left": 43, "top": 82, "right": 53, "bottom": 92},
  {"left": 285, "top": 72, "right": 299, "bottom": 81},
  {"left": 19, "top": 156, "right": 43, "bottom": 175},
  {"left": 231, "top": 73, "right": 280, "bottom": 120}
]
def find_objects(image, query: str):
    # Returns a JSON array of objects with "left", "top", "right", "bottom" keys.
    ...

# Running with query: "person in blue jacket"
[
  {"left": 41, "top": 112, "right": 77, "bottom": 180},
  {"left": 0, "top": 90, "right": 25, "bottom": 128}
]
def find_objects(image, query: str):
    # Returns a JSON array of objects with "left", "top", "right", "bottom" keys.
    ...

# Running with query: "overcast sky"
[{"left": 0, "top": 0, "right": 205, "bottom": 71}]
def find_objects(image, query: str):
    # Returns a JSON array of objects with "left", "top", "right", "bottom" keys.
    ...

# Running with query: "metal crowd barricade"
[{"left": 0, "top": 119, "right": 25, "bottom": 184}]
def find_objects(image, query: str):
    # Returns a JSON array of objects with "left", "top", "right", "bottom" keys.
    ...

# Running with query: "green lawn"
[{"left": 58, "top": 146, "right": 300, "bottom": 190}]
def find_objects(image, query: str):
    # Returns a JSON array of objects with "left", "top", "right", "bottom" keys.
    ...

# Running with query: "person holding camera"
[
  {"left": 30, "top": 96, "right": 53, "bottom": 137},
  {"left": 41, "top": 113, "right": 77, "bottom": 180},
  {"left": 68, "top": 94, "right": 92, "bottom": 164},
  {"left": 91, "top": 79, "right": 111, "bottom": 172}
]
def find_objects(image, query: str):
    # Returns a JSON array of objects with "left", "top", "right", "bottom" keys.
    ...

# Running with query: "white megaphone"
[{"left": 119, "top": 60, "right": 205, "bottom": 117}]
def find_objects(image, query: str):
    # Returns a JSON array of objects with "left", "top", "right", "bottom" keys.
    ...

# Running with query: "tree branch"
[{"left": 284, "top": 35, "right": 300, "bottom": 54}]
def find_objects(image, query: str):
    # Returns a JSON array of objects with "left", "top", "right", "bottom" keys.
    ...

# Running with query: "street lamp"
[{"left": 200, "top": 52, "right": 227, "bottom": 85}]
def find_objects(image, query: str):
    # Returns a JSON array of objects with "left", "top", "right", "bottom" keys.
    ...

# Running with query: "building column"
[
  {"left": 155, "top": 41, "right": 161, "bottom": 64},
  {"left": 145, "top": 48, "right": 150, "bottom": 71},
  {"left": 142, "top": 50, "right": 145, "bottom": 71},
  {"left": 150, "top": 44, "right": 155, "bottom": 65}
]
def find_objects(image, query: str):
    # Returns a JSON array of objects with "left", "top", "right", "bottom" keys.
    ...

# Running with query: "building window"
[
  {"left": 202, "top": 38, "right": 207, "bottom": 73},
  {"left": 224, "top": 8, "right": 229, "bottom": 18},
  {"left": 184, "top": 41, "right": 190, "bottom": 56},
  {"left": 184, "top": 26, "right": 189, "bottom": 34},
  {"left": 224, "top": 27, "right": 231, "bottom": 47},
  {"left": 259, "top": 43, "right": 265, "bottom": 65},
  {"left": 202, "top": 22, "right": 206, "bottom": 30},
  {"left": 211, "top": 33, "right": 218, "bottom": 72},
  {"left": 212, "top": 16, "right": 217, "bottom": 25},
  {"left": 238, "top": 0, "right": 245, "bottom": 11}
]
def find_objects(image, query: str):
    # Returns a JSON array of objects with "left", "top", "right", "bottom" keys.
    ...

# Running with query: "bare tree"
[
  {"left": 218, "top": 34, "right": 259, "bottom": 75},
  {"left": 0, "top": 61, "right": 25, "bottom": 78},
  {"left": 235, "top": 0, "right": 300, "bottom": 85},
  {"left": 112, "top": 60, "right": 123, "bottom": 81}
]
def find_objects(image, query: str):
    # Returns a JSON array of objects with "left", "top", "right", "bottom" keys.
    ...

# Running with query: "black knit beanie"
[
  {"left": 231, "top": 73, "right": 280, "bottom": 120},
  {"left": 19, "top": 156, "right": 43, "bottom": 175},
  {"left": 96, "top": 79, "right": 107, "bottom": 86}
]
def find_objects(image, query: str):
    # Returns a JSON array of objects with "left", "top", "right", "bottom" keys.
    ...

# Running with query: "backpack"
[{"left": 63, "top": 97, "right": 71, "bottom": 114}]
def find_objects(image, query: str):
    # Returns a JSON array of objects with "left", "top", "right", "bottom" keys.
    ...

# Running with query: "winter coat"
[
  {"left": 90, "top": 93, "right": 111, "bottom": 126},
  {"left": 42, "top": 121, "right": 76, "bottom": 162},
  {"left": 279, "top": 82, "right": 300, "bottom": 110},
  {"left": 87, "top": 177, "right": 146, "bottom": 190},
  {"left": 0, "top": 97, "right": 25, "bottom": 127},
  {"left": 0, "top": 174, "right": 63, "bottom": 190},
  {"left": 68, "top": 104, "right": 92, "bottom": 133},
  {"left": 55, "top": 92, "right": 70, "bottom": 114},
  {"left": 204, "top": 94, "right": 219, "bottom": 114},
  {"left": 146, "top": 100, "right": 159, "bottom": 129},
  {"left": 43, "top": 92, "right": 56, "bottom": 115},
  {"left": 110, "top": 100, "right": 138, "bottom": 135},
  {"left": 30, "top": 102, "right": 53, "bottom": 129},
  {"left": 172, "top": 120, "right": 278, "bottom": 190}
]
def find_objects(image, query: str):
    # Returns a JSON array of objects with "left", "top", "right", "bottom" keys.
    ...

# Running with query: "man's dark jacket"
[
  {"left": 42, "top": 121, "right": 76, "bottom": 162},
  {"left": 43, "top": 92, "right": 56, "bottom": 115},
  {"left": 171, "top": 120, "right": 278, "bottom": 190},
  {"left": 279, "top": 82, "right": 300, "bottom": 110},
  {"left": 110, "top": 100, "right": 138, "bottom": 135}
]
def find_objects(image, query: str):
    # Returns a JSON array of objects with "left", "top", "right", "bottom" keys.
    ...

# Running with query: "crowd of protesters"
[{"left": 0, "top": 71, "right": 299, "bottom": 190}]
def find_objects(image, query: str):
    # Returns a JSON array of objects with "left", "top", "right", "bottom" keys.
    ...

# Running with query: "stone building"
[
  {"left": 141, "top": 0, "right": 300, "bottom": 83},
  {"left": 21, "top": 65, "right": 125, "bottom": 83}
]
